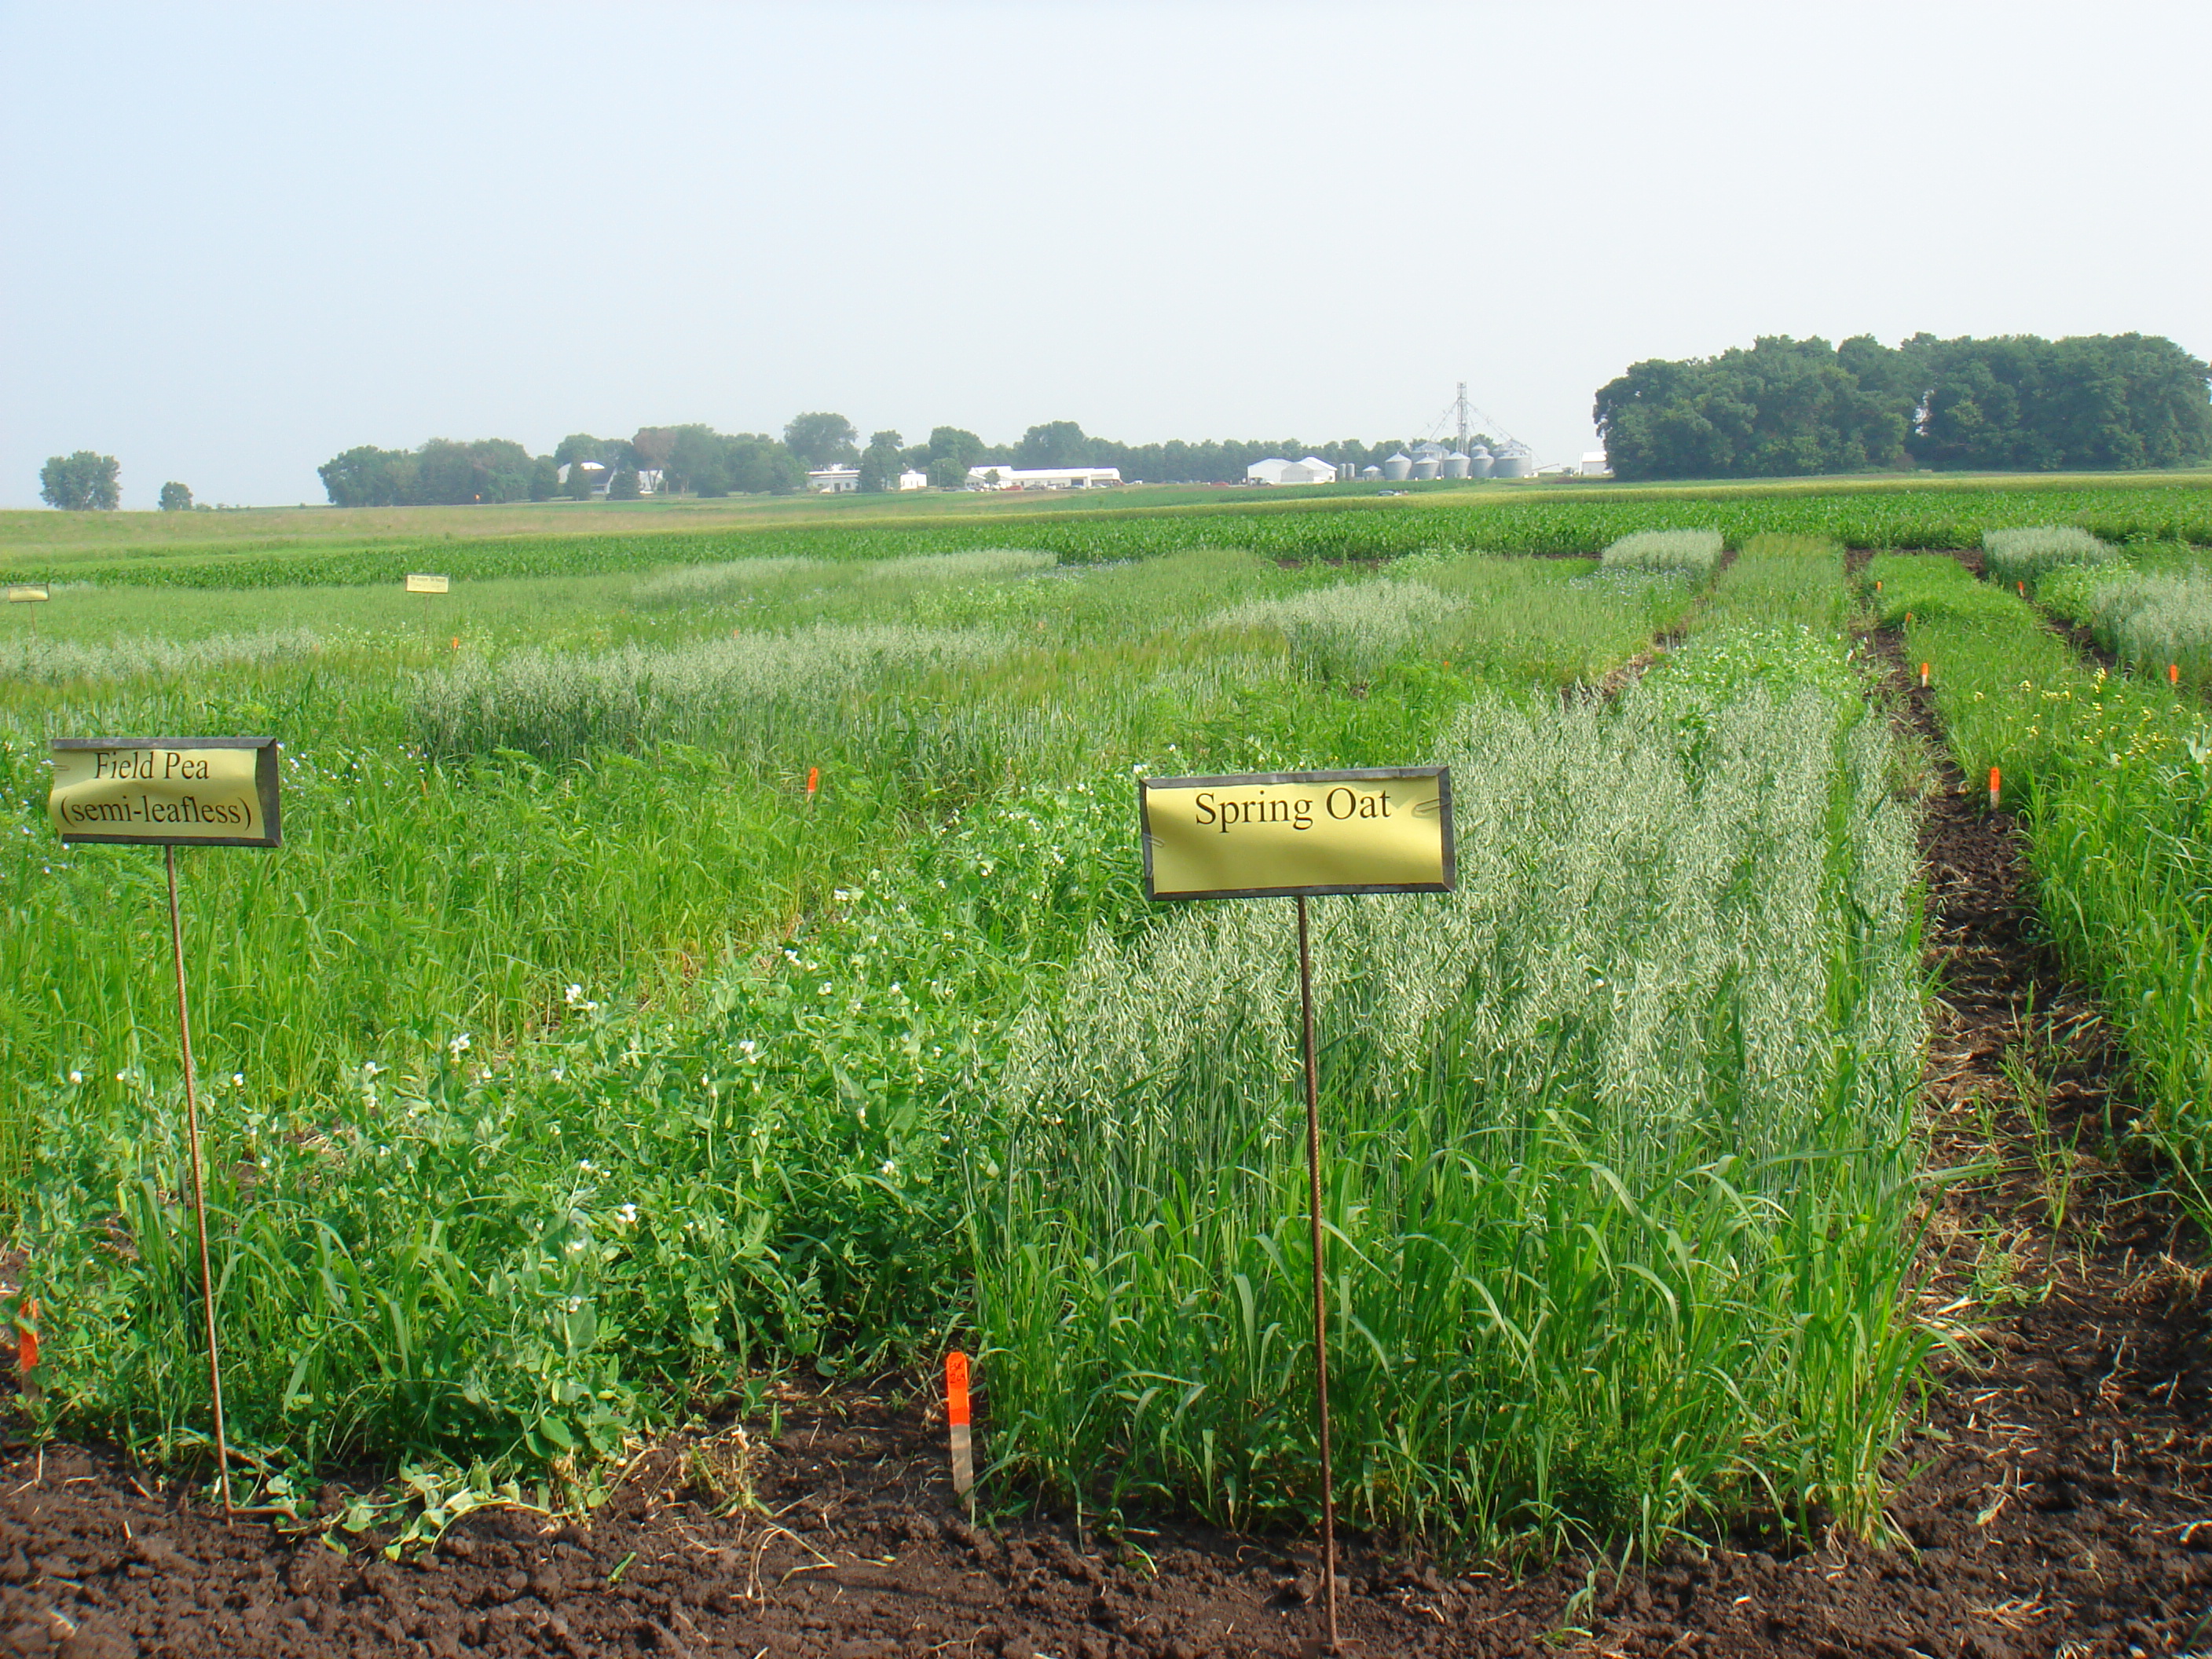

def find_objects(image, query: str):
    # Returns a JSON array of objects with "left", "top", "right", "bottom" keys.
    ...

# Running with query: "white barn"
[
  {"left": 966, "top": 465, "right": 1122, "bottom": 489},
  {"left": 807, "top": 467, "right": 861, "bottom": 493},
  {"left": 1247, "top": 456, "right": 1339, "bottom": 485}
]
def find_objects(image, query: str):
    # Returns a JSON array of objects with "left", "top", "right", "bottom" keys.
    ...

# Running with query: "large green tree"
[
  {"left": 1014, "top": 420, "right": 1089, "bottom": 469},
  {"left": 856, "top": 430, "right": 906, "bottom": 493},
  {"left": 782, "top": 412, "right": 859, "bottom": 471},
  {"left": 39, "top": 451, "right": 120, "bottom": 511},
  {"left": 1912, "top": 334, "right": 2212, "bottom": 471},
  {"left": 1595, "top": 332, "right": 2211, "bottom": 480},
  {"left": 158, "top": 481, "right": 193, "bottom": 511},
  {"left": 1595, "top": 337, "right": 1914, "bottom": 482}
]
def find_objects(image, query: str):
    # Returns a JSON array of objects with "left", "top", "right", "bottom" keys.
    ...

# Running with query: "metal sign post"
[
  {"left": 49, "top": 736, "right": 284, "bottom": 1515},
  {"left": 1140, "top": 766, "right": 1455, "bottom": 1654},
  {"left": 7, "top": 583, "right": 48, "bottom": 635},
  {"left": 405, "top": 573, "right": 449, "bottom": 654}
]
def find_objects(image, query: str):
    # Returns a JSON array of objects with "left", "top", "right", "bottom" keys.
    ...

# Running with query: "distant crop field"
[{"left": 5, "top": 471, "right": 2207, "bottom": 592}]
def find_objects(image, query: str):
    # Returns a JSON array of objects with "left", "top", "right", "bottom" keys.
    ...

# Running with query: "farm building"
[
  {"left": 965, "top": 466, "right": 1122, "bottom": 489},
  {"left": 898, "top": 470, "right": 930, "bottom": 490},
  {"left": 555, "top": 461, "right": 661, "bottom": 496},
  {"left": 1245, "top": 456, "right": 1340, "bottom": 485},
  {"left": 808, "top": 467, "right": 861, "bottom": 493}
]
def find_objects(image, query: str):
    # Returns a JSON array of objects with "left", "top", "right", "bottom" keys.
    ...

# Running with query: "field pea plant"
[{"left": 1866, "top": 551, "right": 2212, "bottom": 1205}]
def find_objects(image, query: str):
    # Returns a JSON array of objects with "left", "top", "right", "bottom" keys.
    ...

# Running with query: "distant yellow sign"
[
  {"left": 49, "top": 738, "right": 282, "bottom": 848},
  {"left": 405, "top": 573, "right": 450, "bottom": 594},
  {"left": 1140, "top": 767, "right": 1453, "bottom": 900},
  {"left": 6, "top": 584, "right": 49, "bottom": 603}
]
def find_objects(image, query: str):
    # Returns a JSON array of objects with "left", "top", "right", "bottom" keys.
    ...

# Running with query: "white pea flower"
[
  {"left": 615, "top": 1203, "right": 639, "bottom": 1226},
  {"left": 578, "top": 1159, "right": 597, "bottom": 1174},
  {"left": 449, "top": 1033, "right": 471, "bottom": 1059},
  {"left": 880, "top": 1159, "right": 898, "bottom": 1178},
  {"left": 68, "top": 1070, "right": 82, "bottom": 1085},
  {"left": 232, "top": 1073, "right": 245, "bottom": 1088},
  {"left": 565, "top": 983, "right": 585, "bottom": 1006}
]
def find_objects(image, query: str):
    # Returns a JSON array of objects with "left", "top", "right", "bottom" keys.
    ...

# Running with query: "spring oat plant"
[{"left": 974, "top": 624, "right": 1930, "bottom": 1557}]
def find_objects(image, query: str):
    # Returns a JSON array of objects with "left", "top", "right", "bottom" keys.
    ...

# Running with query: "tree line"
[
  {"left": 1595, "top": 332, "right": 2212, "bottom": 482},
  {"left": 37, "top": 452, "right": 202, "bottom": 511},
  {"left": 313, "top": 416, "right": 1436, "bottom": 505}
]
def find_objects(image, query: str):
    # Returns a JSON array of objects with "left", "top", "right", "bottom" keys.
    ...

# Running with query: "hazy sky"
[{"left": 5, "top": 1, "right": 2208, "bottom": 509}]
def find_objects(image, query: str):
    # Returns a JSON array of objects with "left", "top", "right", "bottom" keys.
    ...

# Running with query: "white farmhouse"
[
  {"left": 897, "top": 470, "right": 931, "bottom": 491},
  {"left": 807, "top": 467, "right": 861, "bottom": 493}
]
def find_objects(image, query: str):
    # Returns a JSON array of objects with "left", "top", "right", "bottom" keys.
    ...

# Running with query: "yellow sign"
[
  {"left": 6, "top": 584, "right": 49, "bottom": 603},
  {"left": 1141, "top": 767, "right": 1453, "bottom": 900},
  {"left": 405, "top": 573, "right": 450, "bottom": 594},
  {"left": 49, "top": 738, "right": 282, "bottom": 848}
]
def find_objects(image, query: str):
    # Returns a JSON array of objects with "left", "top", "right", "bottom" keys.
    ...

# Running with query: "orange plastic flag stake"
[
  {"left": 1920, "top": 662, "right": 1930, "bottom": 689},
  {"left": 805, "top": 766, "right": 820, "bottom": 802},
  {"left": 1875, "top": 580, "right": 1882, "bottom": 593},
  {"left": 2172, "top": 664, "right": 2182, "bottom": 688},
  {"left": 17, "top": 1299, "right": 38, "bottom": 1401},
  {"left": 946, "top": 1350, "right": 974, "bottom": 1496},
  {"left": 1990, "top": 767, "right": 2002, "bottom": 813},
  {"left": 2017, "top": 581, "right": 2026, "bottom": 597}
]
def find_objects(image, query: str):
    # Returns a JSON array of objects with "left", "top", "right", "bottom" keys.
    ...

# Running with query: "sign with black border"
[
  {"left": 1139, "top": 766, "right": 1454, "bottom": 901},
  {"left": 49, "top": 737, "right": 283, "bottom": 848}
]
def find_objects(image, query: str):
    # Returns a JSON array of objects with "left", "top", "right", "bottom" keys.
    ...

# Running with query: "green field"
[{"left": 5, "top": 480, "right": 2207, "bottom": 1553}]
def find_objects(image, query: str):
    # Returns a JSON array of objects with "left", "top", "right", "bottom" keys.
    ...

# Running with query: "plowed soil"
[{"left": 5, "top": 617, "right": 2209, "bottom": 1657}]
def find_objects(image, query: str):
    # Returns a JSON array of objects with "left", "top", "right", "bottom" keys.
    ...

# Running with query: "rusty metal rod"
[
  {"left": 166, "top": 844, "right": 233, "bottom": 1515},
  {"left": 1295, "top": 895, "right": 1339, "bottom": 1653}
]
